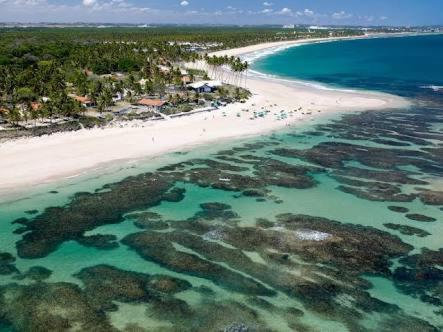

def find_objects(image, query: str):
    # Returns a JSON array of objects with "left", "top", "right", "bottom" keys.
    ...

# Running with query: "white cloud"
[
  {"left": 13, "top": 0, "right": 45, "bottom": 5},
  {"left": 332, "top": 11, "right": 352, "bottom": 20},
  {"left": 82, "top": 0, "right": 96, "bottom": 7},
  {"left": 0, "top": 0, "right": 393, "bottom": 25},
  {"left": 304, "top": 8, "right": 314, "bottom": 17},
  {"left": 278, "top": 7, "right": 292, "bottom": 15}
]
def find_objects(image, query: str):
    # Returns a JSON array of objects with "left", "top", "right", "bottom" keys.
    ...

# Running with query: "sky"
[{"left": 0, "top": 0, "right": 442, "bottom": 26}]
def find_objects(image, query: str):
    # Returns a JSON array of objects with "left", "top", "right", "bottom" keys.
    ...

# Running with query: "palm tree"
[{"left": 97, "top": 87, "right": 113, "bottom": 113}]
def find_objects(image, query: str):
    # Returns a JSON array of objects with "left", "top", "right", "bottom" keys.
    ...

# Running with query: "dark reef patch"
[
  {"left": 127, "top": 212, "right": 169, "bottom": 230},
  {"left": 122, "top": 232, "right": 275, "bottom": 297},
  {"left": 15, "top": 266, "right": 52, "bottom": 281},
  {"left": 77, "top": 234, "right": 119, "bottom": 250},
  {"left": 140, "top": 205, "right": 428, "bottom": 329},
  {"left": 383, "top": 223, "right": 430, "bottom": 237},
  {"left": 0, "top": 252, "right": 19, "bottom": 276},
  {"left": 418, "top": 190, "right": 443, "bottom": 206},
  {"left": 394, "top": 249, "right": 443, "bottom": 307},
  {"left": 255, "top": 218, "right": 274, "bottom": 228},
  {"left": 15, "top": 172, "right": 182, "bottom": 259},
  {"left": 388, "top": 206, "right": 410, "bottom": 213},
  {"left": 195, "top": 202, "right": 239, "bottom": 221},
  {"left": 74, "top": 265, "right": 192, "bottom": 312},
  {"left": 405, "top": 213, "right": 437, "bottom": 223},
  {"left": 337, "top": 183, "right": 416, "bottom": 202},
  {"left": 0, "top": 282, "right": 115, "bottom": 331},
  {"left": 274, "top": 214, "right": 413, "bottom": 276},
  {"left": 271, "top": 107, "right": 443, "bottom": 205}
]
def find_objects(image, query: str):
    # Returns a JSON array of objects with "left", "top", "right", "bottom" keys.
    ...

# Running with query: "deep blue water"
[{"left": 253, "top": 34, "right": 443, "bottom": 97}]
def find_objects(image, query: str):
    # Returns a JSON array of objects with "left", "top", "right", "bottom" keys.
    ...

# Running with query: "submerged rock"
[
  {"left": 394, "top": 249, "right": 443, "bottom": 308},
  {"left": 418, "top": 190, "right": 443, "bottom": 205},
  {"left": 383, "top": 223, "right": 431, "bottom": 237},
  {"left": 77, "top": 234, "right": 119, "bottom": 250},
  {"left": 122, "top": 232, "right": 275, "bottom": 297},
  {"left": 0, "top": 252, "right": 19, "bottom": 276},
  {"left": 388, "top": 206, "right": 409, "bottom": 213},
  {"left": 74, "top": 264, "right": 192, "bottom": 312},
  {"left": 338, "top": 183, "right": 416, "bottom": 202},
  {"left": 195, "top": 202, "right": 239, "bottom": 221},
  {"left": 223, "top": 322, "right": 249, "bottom": 332},
  {"left": 15, "top": 172, "right": 181, "bottom": 259},
  {"left": 0, "top": 282, "right": 116, "bottom": 332},
  {"left": 15, "top": 266, "right": 52, "bottom": 281},
  {"left": 405, "top": 213, "right": 437, "bottom": 223}
]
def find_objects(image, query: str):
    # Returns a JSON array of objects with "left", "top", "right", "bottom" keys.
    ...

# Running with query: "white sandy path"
[{"left": 0, "top": 36, "right": 410, "bottom": 196}]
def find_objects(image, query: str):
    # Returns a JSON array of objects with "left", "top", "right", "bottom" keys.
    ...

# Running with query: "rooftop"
[
  {"left": 74, "top": 96, "right": 94, "bottom": 103},
  {"left": 137, "top": 98, "right": 166, "bottom": 107},
  {"left": 189, "top": 80, "right": 222, "bottom": 89}
]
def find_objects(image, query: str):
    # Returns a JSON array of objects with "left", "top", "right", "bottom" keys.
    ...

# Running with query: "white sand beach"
[{"left": 0, "top": 36, "right": 410, "bottom": 196}]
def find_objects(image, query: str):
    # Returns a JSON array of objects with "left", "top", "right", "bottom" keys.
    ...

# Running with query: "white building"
[{"left": 188, "top": 81, "right": 222, "bottom": 93}]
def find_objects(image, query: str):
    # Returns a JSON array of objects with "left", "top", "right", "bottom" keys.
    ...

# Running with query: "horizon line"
[{"left": 0, "top": 22, "right": 442, "bottom": 28}]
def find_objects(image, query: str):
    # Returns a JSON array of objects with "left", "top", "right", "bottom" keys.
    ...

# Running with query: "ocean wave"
[
  {"left": 420, "top": 85, "right": 443, "bottom": 92},
  {"left": 244, "top": 42, "right": 363, "bottom": 93},
  {"left": 248, "top": 68, "right": 361, "bottom": 93},
  {"left": 241, "top": 38, "right": 348, "bottom": 64},
  {"left": 241, "top": 43, "right": 303, "bottom": 64}
]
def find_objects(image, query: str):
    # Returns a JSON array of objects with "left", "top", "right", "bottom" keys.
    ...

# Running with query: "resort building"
[
  {"left": 138, "top": 78, "right": 148, "bottom": 88},
  {"left": 31, "top": 102, "right": 42, "bottom": 111},
  {"left": 0, "top": 108, "right": 7, "bottom": 125},
  {"left": 188, "top": 81, "right": 222, "bottom": 93},
  {"left": 18, "top": 102, "right": 42, "bottom": 113},
  {"left": 158, "top": 65, "right": 171, "bottom": 74},
  {"left": 0, "top": 108, "right": 8, "bottom": 118},
  {"left": 112, "top": 92, "right": 123, "bottom": 103},
  {"left": 136, "top": 98, "right": 166, "bottom": 111},
  {"left": 74, "top": 96, "right": 96, "bottom": 108},
  {"left": 181, "top": 75, "right": 192, "bottom": 85}
]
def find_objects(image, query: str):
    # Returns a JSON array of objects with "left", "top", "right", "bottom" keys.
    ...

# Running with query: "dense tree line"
[{"left": 0, "top": 27, "right": 363, "bottom": 125}]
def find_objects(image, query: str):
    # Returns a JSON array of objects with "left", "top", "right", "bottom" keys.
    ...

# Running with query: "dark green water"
[{"left": 0, "top": 35, "right": 443, "bottom": 331}]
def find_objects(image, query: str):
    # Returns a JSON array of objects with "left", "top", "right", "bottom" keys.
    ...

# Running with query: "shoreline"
[{"left": 0, "top": 34, "right": 411, "bottom": 198}]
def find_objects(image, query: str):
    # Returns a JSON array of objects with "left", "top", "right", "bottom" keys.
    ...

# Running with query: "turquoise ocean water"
[
  {"left": 1, "top": 35, "right": 443, "bottom": 331},
  {"left": 253, "top": 34, "right": 443, "bottom": 97}
]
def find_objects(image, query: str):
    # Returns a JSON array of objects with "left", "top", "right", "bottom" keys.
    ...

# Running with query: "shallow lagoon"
[{"left": 1, "top": 99, "right": 443, "bottom": 331}]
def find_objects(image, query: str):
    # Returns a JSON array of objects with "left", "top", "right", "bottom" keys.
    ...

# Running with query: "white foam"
[
  {"left": 248, "top": 68, "right": 360, "bottom": 93},
  {"left": 295, "top": 230, "right": 331, "bottom": 241},
  {"left": 241, "top": 43, "right": 303, "bottom": 64},
  {"left": 420, "top": 85, "right": 443, "bottom": 92}
]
